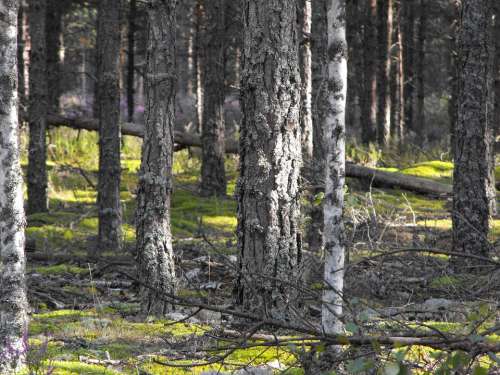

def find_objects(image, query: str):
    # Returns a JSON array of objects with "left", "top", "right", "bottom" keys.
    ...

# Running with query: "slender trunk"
[
  {"left": 390, "top": 0, "right": 404, "bottom": 144},
  {"left": 308, "top": 0, "right": 329, "bottom": 251},
  {"left": 46, "top": 0, "right": 62, "bottom": 113},
  {"left": 27, "top": 0, "right": 48, "bottom": 213},
  {"left": 377, "top": 0, "right": 392, "bottom": 147},
  {"left": 491, "top": 1, "right": 500, "bottom": 216},
  {"left": 300, "top": 0, "right": 313, "bottom": 162},
  {"left": 96, "top": 0, "right": 123, "bottom": 253},
  {"left": 195, "top": 0, "right": 204, "bottom": 133},
  {"left": 17, "top": 3, "right": 25, "bottom": 117},
  {"left": 447, "top": 2, "right": 459, "bottom": 156},
  {"left": 322, "top": 0, "right": 347, "bottom": 336},
  {"left": 360, "top": 0, "right": 377, "bottom": 144},
  {"left": 452, "top": 0, "right": 492, "bottom": 268},
  {"left": 402, "top": 0, "right": 415, "bottom": 134},
  {"left": 200, "top": 0, "right": 227, "bottom": 197},
  {"left": 236, "top": 0, "right": 303, "bottom": 319},
  {"left": 127, "top": 0, "right": 137, "bottom": 122},
  {"left": 136, "top": 0, "right": 177, "bottom": 315},
  {"left": 187, "top": 23, "right": 195, "bottom": 96},
  {"left": 0, "top": 0, "right": 29, "bottom": 371},
  {"left": 415, "top": 0, "right": 426, "bottom": 144}
]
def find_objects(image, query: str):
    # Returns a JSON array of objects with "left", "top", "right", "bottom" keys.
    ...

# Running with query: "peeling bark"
[
  {"left": 136, "top": 0, "right": 177, "bottom": 315},
  {"left": 0, "top": 0, "right": 29, "bottom": 371}
]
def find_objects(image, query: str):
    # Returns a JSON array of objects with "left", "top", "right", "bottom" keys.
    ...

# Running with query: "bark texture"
[
  {"left": 46, "top": 0, "right": 62, "bottom": 113},
  {"left": 27, "top": 0, "right": 48, "bottom": 213},
  {"left": 376, "top": 0, "right": 392, "bottom": 147},
  {"left": 127, "top": 0, "right": 137, "bottom": 122},
  {"left": 236, "top": 0, "right": 303, "bottom": 319},
  {"left": 452, "top": 0, "right": 493, "bottom": 266},
  {"left": 322, "top": 0, "right": 347, "bottom": 336},
  {"left": 415, "top": 0, "right": 426, "bottom": 143},
  {"left": 200, "top": 0, "right": 227, "bottom": 197},
  {"left": 402, "top": 0, "right": 415, "bottom": 134},
  {"left": 390, "top": 0, "right": 404, "bottom": 144},
  {"left": 0, "top": 0, "right": 29, "bottom": 371},
  {"left": 300, "top": 0, "right": 313, "bottom": 162},
  {"left": 136, "top": 0, "right": 177, "bottom": 315},
  {"left": 96, "top": 0, "right": 123, "bottom": 253}
]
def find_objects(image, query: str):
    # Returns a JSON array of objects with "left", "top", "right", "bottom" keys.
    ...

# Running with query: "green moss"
[
  {"left": 50, "top": 361, "right": 123, "bottom": 375},
  {"left": 33, "top": 264, "right": 89, "bottom": 276},
  {"left": 429, "top": 275, "right": 461, "bottom": 288}
]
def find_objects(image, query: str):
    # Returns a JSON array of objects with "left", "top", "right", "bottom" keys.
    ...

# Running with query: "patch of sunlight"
[
  {"left": 202, "top": 215, "right": 237, "bottom": 232},
  {"left": 417, "top": 218, "right": 500, "bottom": 237},
  {"left": 33, "top": 264, "right": 89, "bottom": 277},
  {"left": 122, "top": 224, "right": 136, "bottom": 242},
  {"left": 50, "top": 361, "right": 123, "bottom": 375}
]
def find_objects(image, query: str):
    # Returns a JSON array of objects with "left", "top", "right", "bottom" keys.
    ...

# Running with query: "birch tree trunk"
[
  {"left": 136, "top": 0, "right": 177, "bottom": 315},
  {"left": 0, "top": 0, "right": 29, "bottom": 371},
  {"left": 27, "top": 0, "right": 48, "bottom": 213},
  {"left": 235, "top": 0, "right": 303, "bottom": 319},
  {"left": 300, "top": 0, "right": 313, "bottom": 162},
  {"left": 452, "top": 0, "right": 493, "bottom": 268},
  {"left": 96, "top": 0, "right": 123, "bottom": 253},
  {"left": 200, "top": 0, "right": 227, "bottom": 197},
  {"left": 322, "top": 0, "right": 347, "bottom": 335}
]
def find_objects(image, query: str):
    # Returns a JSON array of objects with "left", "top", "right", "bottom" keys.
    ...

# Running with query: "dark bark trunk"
[
  {"left": 136, "top": 0, "right": 177, "bottom": 315},
  {"left": 236, "top": 0, "right": 303, "bottom": 319},
  {"left": 200, "top": 0, "right": 227, "bottom": 197},
  {"left": 447, "top": 2, "right": 460, "bottom": 156},
  {"left": 360, "top": 0, "right": 377, "bottom": 145},
  {"left": 96, "top": 0, "right": 123, "bottom": 253},
  {"left": 390, "top": 0, "right": 404, "bottom": 145},
  {"left": 300, "top": 0, "right": 313, "bottom": 161},
  {"left": 28, "top": 0, "right": 48, "bottom": 213},
  {"left": 127, "top": 0, "right": 137, "bottom": 122},
  {"left": 402, "top": 0, "right": 415, "bottom": 134},
  {"left": 415, "top": 0, "right": 426, "bottom": 144},
  {"left": 0, "top": 1, "right": 29, "bottom": 371},
  {"left": 376, "top": 0, "right": 392, "bottom": 147},
  {"left": 452, "top": 0, "right": 493, "bottom": 267},
  {"left": 46, "top": 0, "right": 63, "bottom": 113}
]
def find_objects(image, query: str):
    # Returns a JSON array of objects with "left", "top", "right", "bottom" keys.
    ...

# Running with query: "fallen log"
[{"left": 45, "top": 114, "right": 497, "bottom": 195}]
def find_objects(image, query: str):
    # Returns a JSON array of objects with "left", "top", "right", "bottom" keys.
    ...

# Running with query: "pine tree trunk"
[
  {"left": 27, "top": 0, "right": 48, "bottom": 213},
  {"left": 452, "top": 0, "right": 493, "bottom": 268},
  {"left": 96, "top": 0, "right": 123, "bottom": 253},
  {"left": 360, "top": 0, "right": 377, "bottom": 145},
  {"left": 308, "top": 0, "right": 329, "bottom": 252},
  {"left": 402, "top": 0, "right": 415, "bottom": 134},
  {"left": 200, "top": 0, "right": 227, "bottom": 197},
  {"left": 300, "top": 0, "right": 313, "bottom": 162},
  {"left": 322, "top": 0, "right": 347, "bottom": 336},
  {"left": 136, "top": 0, "right": 177, "bottom": 315},
  {"left": 236, "top": 0, "right": 303, "bottom": 319},
  {"left": 194, "top": 0, "right": 204, "bottom": 133},
  {"left": 0, "top": 0, "right": 29, "bottom": 371},
  {"left": 127, "top": 0, "right": 137, "bottom": 122},
  {"left": 377, "top": 0, "right": 392, "bottom": 147},
  {"left": 415, "top": 0, "right": 426, "bottom": 144},
  {"left": 390, "top": 0, "right": 404, "bottom": 145},
  {"left": 46, "top": 0, "right": 62, "bottom": 113}
]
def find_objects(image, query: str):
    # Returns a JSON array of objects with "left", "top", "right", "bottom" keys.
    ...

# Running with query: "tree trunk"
[
  {"left": 414, "top": 0, "right": 426, "bottom": 144},
  {"left": 0, "top": 0, "right": 29, "bottom": 371},
  {"left": 200, "top": 0, "right": 227, "bottom": 197},
  {"left": 236, "top": 0, "right": 303, "bottom": 319},
  {"left": 96, "top": 0, "right": 123, "bottom": 253},
  {"left": 447, "top": 1, "right": 459, "bottom": 156},
  {"left": 300, "top": 0, "right": 313, "bottom": 162},
  {"left": 17, "top": 3, "right": 25, "bottom": 117},
  {"left": 360, "top": 0, "right": 377, "bottom": 145},
  {"left": 308, "top": 0, "right": 329, "bottom": 251},
  {"left": 322, "top": 0, "right": 347, "bottom": 336},
  {"left": 27, "top": 0, "right": 48, "bottom": 213},
  {"left": 402, "top": 0, "right": 415, "bottom": 134},
  {"left": 194, "top": 0, "right": 204, "bottom": 133},
  {"left": 452, "top": 0, "right": 493, "bottom": 267},
  {"left": 127, "top": 0, "right": 137, "bottom": 122},
  {"left": 46, "top": 0, "right": 63, "bottom": 113},
  {"left": 390, "top": 0, "right": 404, "bottom": 145},
  {"left": 376, "top": 0, "right": 392, "bottom": 147},
  {"left": 136, "top": 0, "right": 177, "bottom": 316}
]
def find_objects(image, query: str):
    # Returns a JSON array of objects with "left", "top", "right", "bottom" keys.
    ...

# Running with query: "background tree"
[
  {"left": 46, "top": 0, "right": 64, "bottom": 113},
  {"left": 300, "top": 0, "right": 313, "bottom": 162},
  {"left": 235, "top": 0, "right": 303, "bottom": 319},
  {"left": 402, "top": 0, "right": 415, "bottom": 134},
  {"left": 0, "top": 0, "right": 29, "bottom": 371},
  {"left": 415, "top": 0, "right": 426, "bottom": 144},
  {"left": 200, "top": 0, "right": 227, "bottom": 197},
  {"left": 452, "top": 0, "right": 493, "bottom": 267},
  {"left": 27, "top": 0, "right": 48, "bottom": 213},
  {"left": 96, "top": 0, "right": 123, "bottom": 253},
  {"left": 136, "top": 0, "right": 177, "bottom": 315},
  {"left": 127, "top": 0, "right": 137, "bottom": 122}
]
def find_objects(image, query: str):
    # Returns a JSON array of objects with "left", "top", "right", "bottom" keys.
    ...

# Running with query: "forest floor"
[{"left": 22, "top": 129, "right": 500, "bottom": 374}]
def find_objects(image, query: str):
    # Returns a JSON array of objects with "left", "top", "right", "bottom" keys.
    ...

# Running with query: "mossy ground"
[{"left": 21, "top": 129, "right": 499, "bottom": 373}]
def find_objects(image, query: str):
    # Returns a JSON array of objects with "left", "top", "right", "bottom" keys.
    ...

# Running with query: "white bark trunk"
[{"left": 322, "top": 0, "right": 347, "bottom": 336}]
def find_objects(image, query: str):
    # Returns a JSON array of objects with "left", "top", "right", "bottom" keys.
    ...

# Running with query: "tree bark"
[
  {"left": 200, "top": 0, "right": 227, "bottom": 197},
  {"left": 390, "top": 0, "right": 404, "bottom": 145},
  {"left": 300, "top": 0, "right": 313, "bottom": 162},
  {"left": 0, "top": 0, "right": 29, "bottom": 371},
  {"left": 447, "top": 1, "right": 459, "bottom": 156},
  {"left": 322, "top": 0, "right": 347, "bottom": 336},
  {"left": 452, "top": 0, "right": 493, "bottom": 267},
  {"left": 17, "top": 3, "right": 25, "bottom": 117},
  {"left": 136, "top": 0, "right": 177, "bottom": 316},
  {"left": 414, "top": 0, "right": 426, "bottom": 144},
  {"left": 27, "top": 0, "right": 48, "bottom": 213},
  {"left": 46, "top": 0, "right": 63, "bottom": 113},
  {"left": 402, "top": 0, "right": 415, "bottom": 134},
  {"left": 376, "top": 0, "right": 392, "bottom": 147},
  {"left": 236, "top": 0, "right": 303, "bottom": 319},
  {"left": 127, "top": 0, "right": 137, "bottom": 122},
  {"left": 96, "top": 0, "right": 123, "bottom": 253},
  {"left": 194, "top": 0, "right": 204, "bottom": 133}
]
